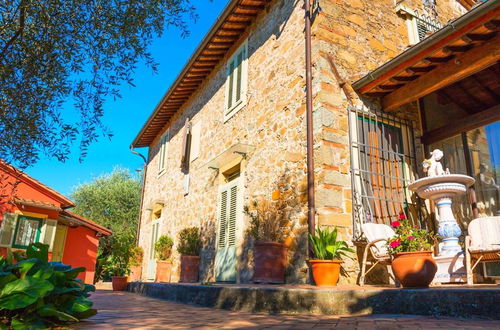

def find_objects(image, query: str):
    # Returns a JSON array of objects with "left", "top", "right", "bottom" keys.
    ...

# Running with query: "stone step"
[{"left": 127, "top": 282, "right": 500, "bottom": 319}]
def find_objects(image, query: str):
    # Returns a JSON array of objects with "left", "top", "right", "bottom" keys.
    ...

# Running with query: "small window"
[
  {"left": 158, "top": 131, "right": 169, "bottom": 174},
  {"left": 190, "top": 121, "right": 201, "bottom": 162},
  {"left": 13, "top": 216, "right": 43, "bottom": 249},
  {"left": 397, "top": 6, "right": 442, "bottom": 45},
  {"left": 225, "top": 41, "right": 248, "bottom": 121}
]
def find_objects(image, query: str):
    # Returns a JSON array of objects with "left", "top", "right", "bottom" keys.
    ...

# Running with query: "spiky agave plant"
[{"left": 308, "top": 227, "right": 355, "bottom": 260}]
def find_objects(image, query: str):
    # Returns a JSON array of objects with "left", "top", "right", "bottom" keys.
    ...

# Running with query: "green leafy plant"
[
  {"left": 129, "top": 246, "right": 144, "bottom": 267},
  {"left": 386, "top": 213, "right": 437, "bottom": 254},
  {"left": 309, "top": 227, "right": 354, "bottom": 260},
  {"left": 0, "top": 243, "right": 96, "bottom": 328},
  {"left": 177, "top": 227, "right": 201, "bottom": 256},
  {"left": 101, "top": 234, "right": 133, "bottom": 276},
  {"left": 155, "top": 236, "right": 174, "bottom": 261}
]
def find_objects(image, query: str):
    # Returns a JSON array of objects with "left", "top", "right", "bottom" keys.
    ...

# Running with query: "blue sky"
[{"left": 25, "top": 0, "right": 230, "bottom": 197}]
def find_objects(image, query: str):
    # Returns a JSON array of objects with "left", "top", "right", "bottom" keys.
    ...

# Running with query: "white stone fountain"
[{"left": 408, "top": 149, "right": 475, "bottom": 283}]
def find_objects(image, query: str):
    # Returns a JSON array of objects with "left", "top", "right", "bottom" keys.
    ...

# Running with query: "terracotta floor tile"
[{"left": 71, "top": 291, "right": 500, "bottom": 330}]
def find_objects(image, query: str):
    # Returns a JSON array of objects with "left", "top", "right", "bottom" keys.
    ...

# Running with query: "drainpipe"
[
  {"left": 130, "top": 146, "right": 148, "bottom": 245},
  {"left": 305, "top": 0, "right": 315, "bottom": 239}
]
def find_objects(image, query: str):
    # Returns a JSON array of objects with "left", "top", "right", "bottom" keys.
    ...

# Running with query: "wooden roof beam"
[{"left": 383, "top": 35, "right": 500, "bottom": 111}]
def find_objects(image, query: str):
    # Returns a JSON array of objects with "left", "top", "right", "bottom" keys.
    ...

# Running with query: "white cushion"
[
  {"left": 362, "top": 223, "right": 395, "bottom": 258},
  {"left": 468, "top": 217, "right": 500, "bottom": 252}
]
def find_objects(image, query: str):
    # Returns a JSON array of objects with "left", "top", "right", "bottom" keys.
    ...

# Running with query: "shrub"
[
  {"left": 244, "top": 199, "right": 290, "bottom": 243},
  {"left": 101, "top": 234, "right": 132, "bottom": 276},
  {"left": 129, "top": 246, "right": 144, "bottom": 267},
  {"left": 155, "top": 236, "right": 174, "bottom": 261},
  {"left": 0, "top": 243, "right": 96, "bottom": 328},
  {"left": 309, "top": 227, "right": 354, "bottom": 260},
  {"left": 177, "top": 227, "right": 201, "bottom": 256}
]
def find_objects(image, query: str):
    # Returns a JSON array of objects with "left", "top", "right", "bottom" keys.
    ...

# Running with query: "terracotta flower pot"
[
  {"left": 111, "top": 276, "right": 128, "bottom": 291},
  {"left": 156, "top": 260, "right": 172, "bottom": 283},
  {"left": 179, "top": 255, "right": 200, "bottom": 283},
  {"left": 309, "top": 260, "right": 342, "bottom": 286},
  {"left": 253, "top": 242, "right": 287, "bottom": 284},
  {"left": 129, "top": 265, "right": 142, "bottom": 282},
  {"left": 391, "top": 251, "right": 437, "bottom": 288}
]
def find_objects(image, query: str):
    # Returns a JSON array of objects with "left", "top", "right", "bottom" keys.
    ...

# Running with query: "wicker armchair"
[{"left": 359, "top": 223, "right": 396, "bottom": 286}]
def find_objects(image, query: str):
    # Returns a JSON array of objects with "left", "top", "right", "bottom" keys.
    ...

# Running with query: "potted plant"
[
  {"left": 244, "top": 199, "right": 290, "bottom": 284},
  {"left": 155, "top": 235, "right": 174, "bottom": 282},
  {"left": 386, "top": 212, "right": 438, "bottom": 288},
  {"left": 309, "top": 227, "right": 354, "bottom": 286},
  {"left": 177, "top": 227, "right": 202, "bottom": 283},
  {"left": 106, "top": 236, "right": 131, "bottom": 291},
  {"left": 129, "top": 246, "right": 144, "bottom": 282}
]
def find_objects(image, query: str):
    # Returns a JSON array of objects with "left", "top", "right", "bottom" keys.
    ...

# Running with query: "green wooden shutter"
[
  {"left": 0, "top": 213, "right": 18, "bottom": 247},
  {"left": 235, "top": 50, "right": 243, "bottom": 104},
  {"left": 218, "top": 189, "right": 228, "bottom": 248},
  {"left": 228, "top": 185, "right": 238, "bottom": 247},
  {"left": 41, "top": 219, "right": 58, "bottom": 250}
]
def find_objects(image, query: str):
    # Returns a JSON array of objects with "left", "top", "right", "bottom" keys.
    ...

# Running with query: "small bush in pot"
[
  {"left": 155, "top": 235, "right": 174, "bottom": 283},
  {"left": 104, "top": 235, "right": 132, "bottom": 291},
  {"left": 244, "top": 198, "right": 291, "bottom": 284},
  {"left": 386, "top": 212, "right": 438, "bottom": 288},
  {"left": 177, "top": 227, "right": 201, "bottom": 283},
  {"left": 309, "top": 227, "right": 354, "bottom": 286},
  {"left": 128, "top": 246, "right": 144, "bottom": 282}
]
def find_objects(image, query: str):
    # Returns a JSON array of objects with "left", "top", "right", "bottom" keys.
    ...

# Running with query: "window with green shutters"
[
  {"left": 0, "top": 213, "right": 58, "bottom": 250},
  {"left": 224, "top": 41, "right": 248, "bottom": 121}
]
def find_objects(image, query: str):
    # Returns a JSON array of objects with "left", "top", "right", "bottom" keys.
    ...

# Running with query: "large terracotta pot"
[
  {"left": 309, "top": 260, "right": 342, "bottom": 286},
  {"left": 253, "top": 242, "right": 287, "bottom": 284},
  {"left": 156, "top": 260, "right": 172, "bottom": 283},
  {"left": 391, "top": 251, "right": 437, "bottom": 288},
  {"left": 179, "top": 255, "right": 200, "bottom": 283},
  {"left": 111, "top": 276, "right": 128, "bottom": 291},
  {"left": 129, "top": 265, "right": 142, "bottom": 282}
]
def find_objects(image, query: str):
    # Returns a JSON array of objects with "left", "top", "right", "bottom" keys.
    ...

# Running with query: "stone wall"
[
  {"left": 138, "top": 0, "right": 468, "bottom": 285},
  {"left": 311, "top": 0, "right": 466, "bottom": 283},
  {"left": 138, "top": 0, "right": 310, "bottom": 284}
]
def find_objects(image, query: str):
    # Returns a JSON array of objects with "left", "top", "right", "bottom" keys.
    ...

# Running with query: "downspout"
[
  {"left": 130, "top": 146, "right": 148, "bottom": 245},
  {"left": 305, "top": 0, "right": 315, "bottom": 239}
]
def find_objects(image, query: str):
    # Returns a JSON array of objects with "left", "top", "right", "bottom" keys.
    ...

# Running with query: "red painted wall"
[{"left": 62, "top": 226, "right": 99, "bottom": 284}]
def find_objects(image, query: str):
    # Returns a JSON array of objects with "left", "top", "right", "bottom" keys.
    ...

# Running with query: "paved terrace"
[
  {"left": 122, "top": 282, "right": 500, "bottom": 320},
  {"left": 76, "top": 290, "right": 500, "bottom": 329}
]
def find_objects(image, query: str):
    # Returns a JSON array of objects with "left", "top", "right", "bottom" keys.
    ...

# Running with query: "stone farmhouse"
[{"left": 131, "top": 0, "right": 499, "bottom": 284}]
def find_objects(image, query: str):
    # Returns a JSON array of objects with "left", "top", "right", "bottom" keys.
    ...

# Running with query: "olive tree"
[{"left": 0, "top": 0, "right": 196, "bottom": 168}]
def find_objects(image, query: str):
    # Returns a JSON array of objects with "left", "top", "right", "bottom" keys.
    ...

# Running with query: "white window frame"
[
  {"left": 158, "top": 130, "right": 169, "bottom": 176},
  {"left": 396, "top": 5, "right": 442, "bottom": 45},
  {"left": 224, "top": 41, "right": 248, "bottom": 122}
]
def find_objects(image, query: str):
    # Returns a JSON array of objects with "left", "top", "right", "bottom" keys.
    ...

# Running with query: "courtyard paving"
[{"left": 75, "top": 290, "right": 500, "bottom": 329}]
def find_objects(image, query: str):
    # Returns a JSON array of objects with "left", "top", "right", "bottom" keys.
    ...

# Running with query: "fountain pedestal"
[{"left": 409, "top": 175, "right": 475, "bottom": 283}]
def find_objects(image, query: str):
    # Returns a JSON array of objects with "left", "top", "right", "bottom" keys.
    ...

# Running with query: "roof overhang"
[
  {"left": 132, "top": 0, "right": 271, "bottom": 148},
  {"left": 0, "top": 160, "right": 75, "bottom": 208},
  {"left": 60, "top": 210, "right": 113, "bottom": 236},
  {"left": 353, "top": 0, "right": 500, "bottom": 111}
]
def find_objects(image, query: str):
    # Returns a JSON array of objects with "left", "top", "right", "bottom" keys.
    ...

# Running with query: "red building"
[{"left": 0, "top": 161, "right": 112, "bottom": 283}]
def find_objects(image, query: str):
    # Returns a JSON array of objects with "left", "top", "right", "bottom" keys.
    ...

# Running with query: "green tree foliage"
[
  {"left": 70, "top": 168, "right": 141, "bottom": 280},
  {"left": 0, "top": 0, "right": 196, "bottom": 168},
  {"left": 0, "top": 243, "right": 96, "bottom": 329}
]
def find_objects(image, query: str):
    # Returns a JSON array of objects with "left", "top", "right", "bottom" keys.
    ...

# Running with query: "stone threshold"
[{"left": 126, "top": 282, "right": 500, "bottom": 319}]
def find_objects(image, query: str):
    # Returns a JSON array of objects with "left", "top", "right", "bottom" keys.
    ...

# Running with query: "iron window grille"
[{"left": 348, "top": 106, "right": 425, "bottom": 241}]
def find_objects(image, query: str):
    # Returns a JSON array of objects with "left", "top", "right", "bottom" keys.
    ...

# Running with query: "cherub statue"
[{"left": 422, "top": 149, "right": 449, "bottom": 177}]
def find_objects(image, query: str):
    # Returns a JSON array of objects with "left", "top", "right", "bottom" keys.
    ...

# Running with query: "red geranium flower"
[
  {"left": 390, "top": 240, "right": 401, "bottom": 248},
  {"left": 408, "top": 235, "right": 414, "bottom": 240},
  {"left": 398, "top": 212, "right": 406, "bottom": 220},
  {"left": 391, "top": 221, "right": 401, "bottom": 227}
]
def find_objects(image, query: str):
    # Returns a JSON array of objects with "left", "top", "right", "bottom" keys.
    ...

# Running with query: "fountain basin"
[{"left": 408, "top": 174, "right": 475, "bottom": 200}]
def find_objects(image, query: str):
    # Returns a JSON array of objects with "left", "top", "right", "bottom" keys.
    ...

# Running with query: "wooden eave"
[
  {"left": 352, "top": 0, "right": 500, "bottom": 111},
  {"left": 132, "top": 0, "right": 271, "bottom": 148}
]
